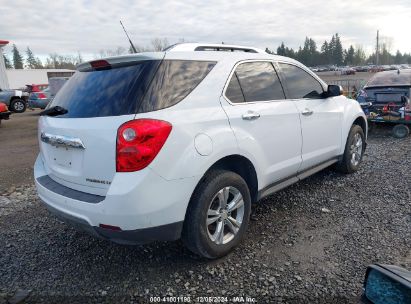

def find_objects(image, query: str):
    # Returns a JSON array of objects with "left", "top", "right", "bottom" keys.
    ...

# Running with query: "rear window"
[
  {"left": 367, "top": 71, "right": 411, "bottom": 87},
  {"left": 49, "top": 60, "right": 215, "bottom": 118}
]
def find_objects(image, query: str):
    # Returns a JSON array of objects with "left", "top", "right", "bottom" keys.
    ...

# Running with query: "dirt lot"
[
  {"left": 0, "top": 109, "right": 40, "bottom": 193},
  {"left": 0, "top": 109, "right": 410, "bottom": 303}
]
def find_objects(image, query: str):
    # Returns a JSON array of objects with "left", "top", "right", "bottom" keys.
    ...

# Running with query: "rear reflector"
[
  {"left": 90, "top": 60, "right": 111, "bottom": 70},
  {"left": 116, "top": 119, "right": 172, "bottom": 172},
  {"left": 99, "top": 224, "right": 122, "bottom": 231}
]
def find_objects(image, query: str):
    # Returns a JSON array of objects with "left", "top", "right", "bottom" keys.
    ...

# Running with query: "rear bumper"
[
  {"left": 44, "top": 202, "right": 183, "bottom": 244},
  {"left": 0, "top": 111, "right": 11, "bottom": 120},
  {"left": 34, "top": 154, "right": 198, "bottom": 244}
]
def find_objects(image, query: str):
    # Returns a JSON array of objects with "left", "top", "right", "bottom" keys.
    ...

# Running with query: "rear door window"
[
  {"left": 278, "top": 63, "right": 324, "bottom": 99},
  {"left": 225, "top": 61, "right": 285, "bottom": 103}
]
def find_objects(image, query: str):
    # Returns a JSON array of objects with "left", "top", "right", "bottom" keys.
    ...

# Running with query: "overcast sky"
[{"left": 1, "top": 0, "right": 411, "bottom": 60}]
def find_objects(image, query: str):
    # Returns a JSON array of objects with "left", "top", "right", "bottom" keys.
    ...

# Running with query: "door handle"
[
  {"left": 302, "top": 108, "right": 314, "bottom": 116},
  {"left": 242, "top": 111, "right": 261, "bottom": 120}
]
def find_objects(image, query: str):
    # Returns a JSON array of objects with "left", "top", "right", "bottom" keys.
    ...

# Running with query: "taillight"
[
  {"left": 38, "top": 92, "right": 47, "bottom": 99},
  {"left": 116, "top": 119, "right": 172, "bottom": 172}
]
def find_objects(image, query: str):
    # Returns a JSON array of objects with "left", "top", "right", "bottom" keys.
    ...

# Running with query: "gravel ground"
[{"left": 0, "top": 127, "right": 410, "bottom": 304}]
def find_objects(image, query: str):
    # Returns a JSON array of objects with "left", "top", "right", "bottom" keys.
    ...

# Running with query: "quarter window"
[
  {"left": 140, "top": 60, "right": 216, "bottom": 113},
  {"left": 225, "top": 61, "right": 285, "bottom": 103},
  {"left": 278, "top": 63, "right": 324, "bottom": 99},
  {"left": 225, "top": 73, "right": 245, "bottom": 103}
]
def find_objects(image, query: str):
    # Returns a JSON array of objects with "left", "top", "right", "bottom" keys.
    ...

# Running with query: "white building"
[
  {"left": 6, "top": 69, "right": 75, "bottom": 89},
  {"left": 0, "top": 40, "right": 10, "bottom": 89}
]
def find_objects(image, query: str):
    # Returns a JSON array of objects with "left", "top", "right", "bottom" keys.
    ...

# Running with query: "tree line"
[
  {"left": 2, "top": 38, "right": 172, "bottom": 70},
  {"left": 3, "top": 35, "right": 411, "bottom": 70},
  {"left": 2, "top": 44, "right": 84, "bottom": 70},
  {"left": 266, "top": 33, "right": 411, "bottom": 67}
]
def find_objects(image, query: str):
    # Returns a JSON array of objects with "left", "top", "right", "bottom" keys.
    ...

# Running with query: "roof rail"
[{"left": 164, "top": 43, "right": 266, "bottom": 54}]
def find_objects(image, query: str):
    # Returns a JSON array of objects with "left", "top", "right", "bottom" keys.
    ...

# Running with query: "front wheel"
[
  {"left": 10, "top": 99, "right": 26, "bottom": 113},
  {"left": 335, "top": 124, "right": 365, "bottom": 174},
  {"left": 182, "top": 170, "right": 251, "bottom": 259}
]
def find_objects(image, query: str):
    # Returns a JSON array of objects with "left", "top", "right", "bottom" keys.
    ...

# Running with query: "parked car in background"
[
  {"left": 34, "top": 43, "right": 367, "bottom": 258},
  {"left": 0, "top": 102, "right": 11, "bottom": 125},
  {"left": 26, "top": 84, "right": 49, "bottom": 93},
  {"left": 28, "top": 87, "right": 51, "bottom": 109},
  {"left": 358, "top": 69, "right": 411, "bottom": 138},
  {"left": 357, "top": 70, "right": 411, "bottom": 106},
  {"left": 0, "top": 88, "right": 28, "bottom": 113},
  {"left": 341, "top": 67, "right": 356, "bottom": 75},
  {"left": 28, "top": 78, "right": 70, "bottom": 109}
]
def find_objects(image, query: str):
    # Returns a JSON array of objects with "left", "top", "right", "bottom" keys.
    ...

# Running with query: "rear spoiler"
[{"left": 77, "top": 52, "right": 165, "bottom": 72}]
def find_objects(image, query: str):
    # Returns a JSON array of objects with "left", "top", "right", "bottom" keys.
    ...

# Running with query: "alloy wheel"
[
  {"left": 206, "top": 186, "right": 245, "bottom": 245},
  {"left": 350, "top": 132, "right": 363, "bottom": 166}
]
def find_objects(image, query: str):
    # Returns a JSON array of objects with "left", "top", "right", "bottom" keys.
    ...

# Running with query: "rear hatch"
[
  {"left": 38, "top": 53, "right": 164, "bottom": 196},
  {"left": 364, "top": 86, "right": 410, "bottom": 105},
  {"left": 38, "top": 53, "right": 217, "bottom": 196}
]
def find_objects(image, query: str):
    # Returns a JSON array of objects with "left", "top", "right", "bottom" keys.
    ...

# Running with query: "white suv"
[{"left": 34, "top": 43, "right": 367, "bottom": 258}]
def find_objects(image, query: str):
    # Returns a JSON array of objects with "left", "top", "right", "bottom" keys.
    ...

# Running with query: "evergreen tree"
[
  {"left": 321, "top": 40, "right": 334, "bottom": 65},
  {"left": 26, "top": 47, "right": 44, "bottom": 69},
  {"left": 26, "top": 47, "right": 37, "bottom": 69},
  {"left": 12, "top": 44, "right": 24, "bottom": 69},
  {"left": 394, "top": 50, "right": 403, "bottom": 64},
  {"left": 344, "top": 45, "right": 355, "bottom": 65},
  {"left": 353, "top": 46, "right": 366, "bottom": 65},
  {"left": 276, "top": 42, "right": 286, "bottom": 56},
  {"left": 333, "top": 33, "right": 344, "bottom": 66}
]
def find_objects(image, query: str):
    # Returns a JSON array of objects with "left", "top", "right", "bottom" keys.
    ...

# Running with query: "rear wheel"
[
  {"left": 182, "top": 170, "right": 251, "bottom": 259},
  {"left": 10, "top": 99, "right": 26, "bottom": 113},
  {"left": 335, "top": 125, "right": 365, "bottom": 174},
  {"left": 392, "top": 124, "right": 409, "bottom": 138}
]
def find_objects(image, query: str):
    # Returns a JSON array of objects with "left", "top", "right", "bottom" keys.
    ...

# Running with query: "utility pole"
[{"left": 376, "top": 30, "right": 379, "bottom": 65}]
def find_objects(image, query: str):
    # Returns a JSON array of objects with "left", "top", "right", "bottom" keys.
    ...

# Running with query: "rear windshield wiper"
[{"left": 40, "top": 106, "right": 68, "bottom": 117}]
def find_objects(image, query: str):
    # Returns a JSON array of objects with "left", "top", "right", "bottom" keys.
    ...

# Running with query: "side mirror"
[
  {"left": 363, "top": 264, "right": 411, "bottom": 304},
  {"left": 327, "top": 84, "right": 343, "bottom": 97}
]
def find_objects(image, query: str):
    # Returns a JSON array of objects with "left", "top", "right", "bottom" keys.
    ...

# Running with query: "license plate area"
[{"left": 48, "top": 146, "right": 83, "bottom": 175}]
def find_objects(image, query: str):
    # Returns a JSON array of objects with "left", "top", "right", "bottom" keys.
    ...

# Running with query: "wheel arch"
[
  {"left": 193, "top": 154, "right": 259, "bottom": 204},
  {"left": 352, "top": 115, "right": 367, "bottom": 138},
  {"left": 10, "top": 96, "right": 23, "bottom": 102}
]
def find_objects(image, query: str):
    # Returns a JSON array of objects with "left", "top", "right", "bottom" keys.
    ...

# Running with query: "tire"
[
  {"left": 335, "top": 124, "right": 365, "bottom": 174},
  {"left": 182, "top": 170, "right": 251, "bottom": 259},
  {"left": 10, "top": 99, "right": 26, "bottom": 113},
  {"left": 392, "top": 124, "right": 410, "bottom": 138}
]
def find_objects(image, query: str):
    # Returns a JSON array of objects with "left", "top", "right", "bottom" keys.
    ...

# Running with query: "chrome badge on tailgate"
[{"left": 41, "top": 132, "right": 86, "bottom": 149}]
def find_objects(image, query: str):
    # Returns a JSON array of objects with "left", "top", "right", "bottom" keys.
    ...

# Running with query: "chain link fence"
[{"left": 326, "top": 78, "right": 367, "bottom": 99}]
